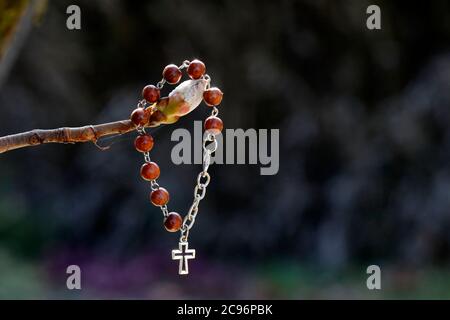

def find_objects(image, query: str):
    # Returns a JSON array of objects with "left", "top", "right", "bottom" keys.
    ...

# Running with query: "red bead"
[
  {"left": 134, "top": 134, "right": 154, "bottom": 153},
  {"left": 187, "top": 59, "right": 206, "bottom": 80},
  {"left": 164, "top": 212, "right": 183, "bottom": 232},
  {"left": 204, "top": 116, "right": 223, "bottom": 135},
  {"left": 130, "top": 108, "right": 147, "bottom": 126},
  {"left": 203, "top": 87, "right": 223, "bottom": 106},
  {"left": 140, "top": 162, "right": 160, "bottom": 181},
  {"left": 162, "top": 64, "right": 182, "bottom": 84},
  {"left": 130, "top": 108, "right": 152, "bottom": 126},
  {"left": 150, "top": 187, "right": 170, "bottom": 206},
  {"left": 142, "top": 85, "right": 160, "bottom": 103}
]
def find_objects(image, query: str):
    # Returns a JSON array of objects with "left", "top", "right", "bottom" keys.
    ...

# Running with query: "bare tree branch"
[
  {"left": 0, "top": 119, "right": 139, "bottom": 154},
  {"left": 0, "top": 78, "right": 209, "bottom": 154}
]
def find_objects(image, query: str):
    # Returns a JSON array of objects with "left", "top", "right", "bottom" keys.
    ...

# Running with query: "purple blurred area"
[{"left": 1, "top": 0, "right": 450, "bottom": 299}]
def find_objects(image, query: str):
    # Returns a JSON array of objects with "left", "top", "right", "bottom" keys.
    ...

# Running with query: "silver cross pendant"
[{"left": 172, "top": 241, "right": 196, "bottom": 275}]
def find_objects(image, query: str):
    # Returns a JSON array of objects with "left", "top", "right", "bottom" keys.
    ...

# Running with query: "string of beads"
[{"left": 129, "top": 59, "right": 223, "bottom": 241}]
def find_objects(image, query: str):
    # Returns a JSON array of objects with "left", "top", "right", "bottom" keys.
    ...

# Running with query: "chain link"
[
  {"left": 202, "top": 150, "right": 211, "bottom": 174},
  {"left": 137, "top": 99, "right": 147, "bottom": 109},
  {"left": 203, "top": 135, "right": 218, "bottom": 153},
  {"left": 197, "top": 171, "right": 211, "bottom": 189},
  {"left": 179, "top": 60, "right": 190, "bottom": 69},
  {"left": 203, "top": 74, "right": 211, "bottom": 89},
  {"left": 156, "top": 79, "right": 166, "bottom": 89},
  {"left": 180, "top": 128, "right": 218, "bottom": 243},
  {"left": 144, "top": 152, "right": 151, "bottom": 163},
  {"left": 150, "top": 180, "right": 160, "bottom": 191},
  {"left": 160, "top": 204, "right": 169, "bottom": 217},
  {"left": 136, "top": 127, "right": 145, "bottom": 135},
  {"left": 193, "top": 184, "right": 207, "bottom": 199}
]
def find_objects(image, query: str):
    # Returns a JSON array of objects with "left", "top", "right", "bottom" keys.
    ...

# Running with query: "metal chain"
[
  {"left": 137, "top": 99, "right": 147, "bottom": 109},
  {"left": 156, "top": 79, "right": 165, "bottom": 89},
  {"left": 137, "top": 126, "right": 145, "bottom": 135},
  {"left": 199, "top": 73, "right": 212, "bottom": 92},
  {"left": 160, "top": 204, "right": 169, "bottom": 218},
  {"left": 144, "top": 152, "right": 151, "bottom": 163},
  {"left": 179, "top": 60, "right": 190, "bottom": 69},
  {"left": 180, "top": 108, "right": 219, "bottom": 243}
]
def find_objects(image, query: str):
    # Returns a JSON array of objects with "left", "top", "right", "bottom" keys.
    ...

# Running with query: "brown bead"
[
  {"left": 140, "top": 162, "right": 160, "bottom": 181},
  {"left": 130, "top": 108, "right": 147, "bottom": 126},
  {"left": 203, "top": 87, "right": 223, "bottom": 106},
  {"left": 142, "top": 85, "right": 160, "bottom": 103},
  {"left": 134, "top": 134, "right": 154, "bottom": 153},
  {"left": 162, "top": 64, "right": 182, "bottom": 84},
  {"left": 150, "top": 187, "right": 170, "bottom": 206},
  {"left": 187, "top": 59, "right": 206, "bottom": 80},
  {"left": 204, "top": 116, "right": 223, "bottom": 135},
  {"left": 164, "top": 212, "right": 183, "bottom": 232}
]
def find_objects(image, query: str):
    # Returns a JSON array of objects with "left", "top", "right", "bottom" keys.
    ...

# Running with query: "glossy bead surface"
[
  {"left": 187, "top": 59, "right": 206, "bottom": 80},
  {"left": 164, "top": 212, "right": 183, "bottom": 232},
  {"left": 162, "top": 64, "right": 182, "bottom": 84},
  {"left": 150, "top": 187, "right": 170, "bottom": 206},
  {"left": 204, "top": 116, "right": 223, "bottom": 135},
  {"left": 134, "top": 134, "right": 154, "bottom": 153},
  {"left": 142, "top": 85, "right": 160, "bottom": 103},
  {"left": 203, "top": 87, "right": 223, "bottom": 106},
  {"left": 130, "top": 108, "right": 147, "bottom": 126},
  {"left": 140, "top": 162, "right": 160, "bottom": 181}
]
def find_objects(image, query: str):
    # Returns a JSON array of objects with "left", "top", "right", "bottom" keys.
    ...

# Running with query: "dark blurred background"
[{"left": 1, "top": 0, "right": 450, "bottom": 299}]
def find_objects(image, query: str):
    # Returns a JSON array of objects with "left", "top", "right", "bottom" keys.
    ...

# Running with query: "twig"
[
  {"left": 0, "top": 119, "right": 139, "bottom": 154},
  {"left": 0, "top": 78, "right": 209, "bottom": 154}
]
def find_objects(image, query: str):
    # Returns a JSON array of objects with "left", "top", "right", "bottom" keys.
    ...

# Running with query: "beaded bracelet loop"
[{"left": 129, "top": 59, "right": 223, "bottom": 275}]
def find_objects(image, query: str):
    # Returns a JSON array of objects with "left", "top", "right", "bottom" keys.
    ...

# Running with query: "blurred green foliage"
[{"left": 0, "top": 0, "right": 28, "bottom": 58}]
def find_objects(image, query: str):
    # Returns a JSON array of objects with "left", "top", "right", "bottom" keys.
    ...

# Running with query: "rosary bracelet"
[{"left": 129, "top": 59, "right": 223, "bottom": 275}]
